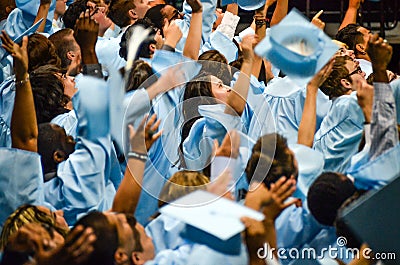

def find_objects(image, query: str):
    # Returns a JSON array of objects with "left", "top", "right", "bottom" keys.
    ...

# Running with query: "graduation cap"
[
  {"left": 255, "top": 8, "right": 339, "bottom": 86},
  {"left": 159, "top": 190, "right": 264, "bottom": 255},
  {"left": 338, "top": 176, "right": 400, "bottom": 265},
  {"left": 221, "top": 0, "right": 265, "bottom": 11}
]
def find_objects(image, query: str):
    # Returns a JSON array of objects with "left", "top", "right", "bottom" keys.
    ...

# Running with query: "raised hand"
[
  {"left": 129, "top": 114, "right": 162, "bottom": 154},
  {"left": 0, "top": 31, "right": 28, "bottom": 77},
  {"left": 163, "top": 19, "right": 183, "bottom": 48},
  {"left": 187, "top": 0, "right": 203, "bottom": 13},
  {"left": 367, "top": 34, "right": 393, "bottom": 72},
  {"left": 74, "top": 9, "right": 99, "bottom": 55},
  {"left": 241, "top": 34, "right": 256, "bottom": 62},
  {"left": 214, "top": 130, "right": 240, "bottom": 159},
  {"left": 311, "top": 10, "right": 326, "bottom": 30}
]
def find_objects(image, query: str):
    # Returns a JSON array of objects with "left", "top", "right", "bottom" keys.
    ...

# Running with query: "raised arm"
[
  {"left": 183, "top": 0, "right": 203, "bottom": 60},
  {"left": 34, "top": 0, "right": 52, "bottom": 33},
  {"left": 366, "top": 34, "right": 398, "bottom": 159},
  {"left": 1, "top": 32, "right": 37, "bottom": 152},
  {"left": 112, "top": 114, "right": 162, "bottom": 214},
  {"left": 338, "top": 0, "right": 364, "bottom": 31},
  {"left": 270, "top": 0, "right": 288, "bottom": 26},
  {"left": 225, "top": 34, "right": 254, "bottom": 116},
  {"left": 298, "top": 59, "right": 334, "bottom": 147}
]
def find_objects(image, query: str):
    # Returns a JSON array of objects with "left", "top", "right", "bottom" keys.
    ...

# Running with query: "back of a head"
[
  {"left": 27, "top": 34, "right": 61, "bottom": 72},
  {"left": 108, "top": 0, "right": 136, "bottom": 28},
  {"left": 30, "top": 65, "right": 69, "bottom": 124},
  {"left": 246, "top": 133, "right": 297, "bottom": 187},
  {"left": 335, "top": 24, "right": 363, "bottom": 52},
  {"left": 307, "top": 172, "right": 357, "bottom": 226},
  {"left": 144, "top": 4, "right": 166, "bottom": 33},
  {"left": 198, "top": 50, "right": 231, "bottom": 85},
  {"left": 0, "top": 204, "right": 68, "bottom": 250},
  {"left": 158, "top": 170, "right": 210, "bottom": 207},
  {"left": 119, "top": 18, "right": 158, "bottom": 61},
  {"left": 73, "top": 211, "right": 118, "bottom": 265},
  {"left": 62, "top": 0, "right": 88, "bottom": 29},
  {"left": 48, "top": 28, "right": 76, "bottom": 69},
  {"left": 124, "top": 60, "right": 155, "bottom": 92}
]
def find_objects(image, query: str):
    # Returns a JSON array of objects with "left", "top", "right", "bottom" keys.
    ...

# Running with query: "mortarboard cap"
[
  {"left": 159, "top": 190, "right": 264, "bottom": 255},
  {"left": 338, "top": 176, "right": 400, "bottom": 265},
  {"left": 255, "top": 8, "right": 339, "bottom": 87},
  {"left": 15, "top": 0, "right": 56, "bottom": 33}
]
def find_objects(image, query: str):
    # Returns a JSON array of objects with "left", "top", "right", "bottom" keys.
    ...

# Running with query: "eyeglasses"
[
  {"left": 345, "top": 67, "right": 362, "bottom": 79},
  {"left": 167, "top": 9, "right": 181, "bottom": 24}
]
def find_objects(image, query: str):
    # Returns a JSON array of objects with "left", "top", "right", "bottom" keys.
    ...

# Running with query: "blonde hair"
[
  {"left": 158, "top": 171, "right": 210, "bottom": 207},
  {"left": 0, "top": 204, "right": 68, "bottom": 250}
]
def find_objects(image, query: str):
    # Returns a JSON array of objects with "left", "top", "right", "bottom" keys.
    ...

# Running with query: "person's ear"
[
  {"left": 66, "top": 51, "right": 75, "bottom": 61},
  {"left": 340, "top": 78, "right": 352, "bottom": 89},
  {"left": 149, "top": 43, "right": 156, "bottom": 53},
  {"left": 355, "top": 43, "right": 367, "bottom": 55},
  {"left": 53, "top": 150, "right": 67, "bottom": 164},
  {"left": 128, "top": 9, "right": 138, "bottom": 21},
  {"left": 132, "top": 252, "right": 145, "bottom": 265},
  {"left": 114, "top": 249, "right": 129, "bottom": 265}
]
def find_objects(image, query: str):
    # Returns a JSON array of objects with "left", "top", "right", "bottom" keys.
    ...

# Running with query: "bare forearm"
[
  {"left": 225, "top": 59, "right": 253, "bottom": 116},
  {"left": 338, "top": 7, "right": 358, "bottom": 31},
  {"left": 11, "top": 72, "right": 38, "bottom": 152},
  {"left": 298, "top": 87, "right": 318, "bottom": 147},
  {"left": 270, "top": 0, "right": 288, "bottom": 26},
  {"left": 183, "top": 12, "right": 203, "bottom": 60},
  {"left": 34, "top": 4, "right": 50, "bottom": 33},
  {"left": 112, "top": 158, "right": 145, "bottom": 214}
]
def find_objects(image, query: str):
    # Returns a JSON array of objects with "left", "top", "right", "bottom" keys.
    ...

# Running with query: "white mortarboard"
[
  {"left": 221, "top": 0, "right": 265, "bottom": 11},
  {"left": 255, "top": 8, "right": 339, "bottom": 87},
  {"left": 338, "top": 176, "right": 400, "bottom": 265},
  {"left": 159, "top": 190, "right": 264, "bottom": 254}
]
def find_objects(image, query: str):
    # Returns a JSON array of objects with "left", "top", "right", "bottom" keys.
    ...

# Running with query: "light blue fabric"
[
  {"left": 182, "top": 104, "right": 244, "bottom": 171},
  {"left": 129, "top": 52, "right": 201, "bottom": 225},
  {"left": 43, "top": 77, "right": 116, "bottom": 225},
  {"left": 313, "top": 92, "right": 364, "bottom": 173},
  {"left": 0, "top": 76, "right": 15, "bottom": 147},
  {"left": 388, "top": 78, "right": 400, "bottom": 124},
  {"left": 201, "top": 30, "right": 238, "bottom": 63},
  {"left": 0, "top": 148, "right": 45, "bottom": 227},
  {"left": 15, "top": 0, "right": 56, "bottom": 33},
  {"left": 347, "top": 144, "right": 400, "bottom": 190},
  {"left": 221, "top": 0, "right": 265, "bottom": 11},
  {"left": 255, "top": 9, "right": 339, "bottom": 87},
  {"left": 145, "top": 214, "right": 248, "bottom": 265},
  {"left": 289, "top": 144, "right": 324, "bottom": 201},
  {"left": 175, "top": 0, "right": 217, "bottom": 54},
  {"left": 95, "top": 35, "right": 126, "bottom": 76}
]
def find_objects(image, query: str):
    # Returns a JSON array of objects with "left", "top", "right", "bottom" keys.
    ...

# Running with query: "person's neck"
[{"left": 356, "top": 54, "right": 371, "bottom": 62}]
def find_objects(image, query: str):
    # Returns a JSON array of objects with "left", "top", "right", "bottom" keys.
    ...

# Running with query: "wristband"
[
  {"left": 127, "top": 151, "right": 148, "bottom": 162},
  {"left": 15, "top": 74, "right": 30, "bottom": 87}
]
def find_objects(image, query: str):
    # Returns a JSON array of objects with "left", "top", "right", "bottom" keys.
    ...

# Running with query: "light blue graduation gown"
[
  {"left": 43, "top": 77, "right": 116, "bottom": 225},
  {"left": 261, "top": 77, "right": 331, "bottom": 144},
  {"left": 313, "top": 92, "right": 364, "bottom": 173},
  {"left": 95, "top": 35, "right": 126, "bottom": 76},
  {"left": 145, "top": 214, "right": 248, "bottom": 265},
  {"left": 0, "top": 76, "right": 16, "bottom": 147},
  {"left": 0, "top": 148, "right": 45, "bottom": 227},
  {"left": 388, "top": 78, "right": 400, "bottom": 124},
  {"left": 175, "top": 0, "right": 217, "bottom": 54},
  {"left": 201, "top": 30, "right": 238, "bottom": 63},
  {"left": 130, "top": 51, "right": 201, "bottom": 225}
]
